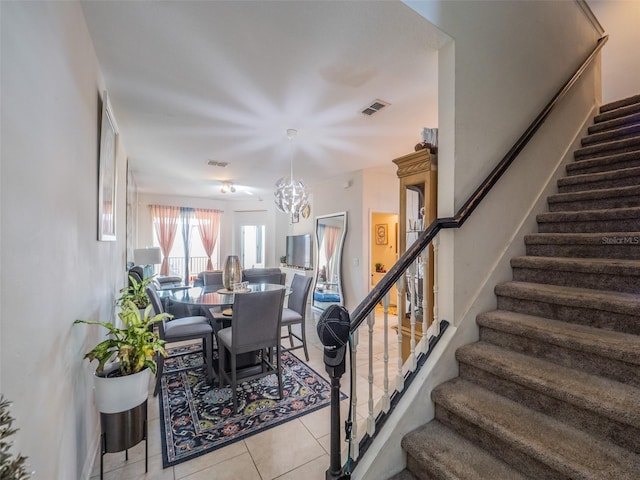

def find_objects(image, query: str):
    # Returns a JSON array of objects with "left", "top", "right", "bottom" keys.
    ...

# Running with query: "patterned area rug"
[{"left": 159, "top": 344, "right": 336, "bottom": 467}]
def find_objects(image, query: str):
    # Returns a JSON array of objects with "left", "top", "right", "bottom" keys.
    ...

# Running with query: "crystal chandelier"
[{"left": 274, "top": 128, "right": 309, "bottom": 223}]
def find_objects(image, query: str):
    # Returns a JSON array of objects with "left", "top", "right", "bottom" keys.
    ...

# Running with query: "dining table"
[{"left": 161, "top": 282, "right": 289, "bottom": 312}]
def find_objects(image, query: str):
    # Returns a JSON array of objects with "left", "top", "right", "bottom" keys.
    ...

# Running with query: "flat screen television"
[{"left": 286, "top": 234, "right": 312, "bottom": 269}]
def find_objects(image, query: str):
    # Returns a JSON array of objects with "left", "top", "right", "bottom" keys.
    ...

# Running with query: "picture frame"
[
  {"left": 375, "top": 223, "right": 388, "bottom": 245},
  {"left": 98, "top": 91, "right": 118, "bottom": 241}
]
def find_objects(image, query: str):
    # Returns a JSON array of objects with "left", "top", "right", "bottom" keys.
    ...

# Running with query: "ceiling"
[{"left": 81, "top": 1, "right": 440, "bottom": 202}]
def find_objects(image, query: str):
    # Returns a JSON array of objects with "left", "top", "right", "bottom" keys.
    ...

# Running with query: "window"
[
  {"left": 153, "top": 216, "right": 219, "bottom": 278},
  {"left": 240, "top": 225, "right": 265, "bottom": 269}
]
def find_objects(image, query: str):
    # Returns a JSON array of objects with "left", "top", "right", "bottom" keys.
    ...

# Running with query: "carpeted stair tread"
[
  {"left": 547, "top": 184, "right": 640, "bottom": 211},
  {"left": 557, "top": 165, "right": 640, "bottom": 192},
  {"left": 477, "top": 310, "right": 640, "bottom": 366},
  {"left": 525, "top": 231, "right": 640, "bottom": 245},
  {"left": 512, "top": 255, "right": 640, "bottom": 272},
  {"left": 495, "top": 281, "right": 640, "bottom": 317},
  {"left": 433, "top": 379, "right": 640, "bottom": 479},
  {"left": 536, "top": 206, "right": 640, "bottom": 233},
  {"left": 456, "top": 342, "right": 640, "bottom": 428},
  {"left": 589, "top": 110, "right": 640, "bottom": 135},
  {"left": 401, "top": 420, "right": 530, "bottom": 480},
  {"left": 599, "top": 94, "right": 640, "bottom": 114},
  {"left": 574, "top": 136, "right": 640, "bottom": 161},
  {"left": 582, "top": 123, "right": 640, "bottom": 146},
  {"left": 510, "top": 256, "right": 640, "bottom": 293},
  {"left": 567, "top": 150, "right": 640, "bottom": 176},
  {"left": 596, "top": 96, "right": 640, "bottom": 119},
  {"left": 524, "top": 231, "right": 640, "bottom": 257}
]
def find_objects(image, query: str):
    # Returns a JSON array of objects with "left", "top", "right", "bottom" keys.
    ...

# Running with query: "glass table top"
[{"left": 161, "top": 283, "right": 288, "bottom": 307}]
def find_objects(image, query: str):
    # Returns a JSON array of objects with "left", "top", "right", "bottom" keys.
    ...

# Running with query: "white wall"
[
  {"left": 313, "top": 171, "right": 363, "bottom": 311},
  {"left": 405, "top": 0, "right": 603, "bottom": 327},
  {"left": 588, "top": 0, "right": 640, "bottom": 103},
  {"left": 311, "top": 167, "right": 399, "bottom": 312},
  {"left": 1, "top": 2, "right": 128, "bottom": 477}
]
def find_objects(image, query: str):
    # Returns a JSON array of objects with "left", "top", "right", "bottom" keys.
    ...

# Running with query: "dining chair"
[
  {"left": 128, "top": 265, "right": 144, "bottom": 284},
  {"left": 145, "top": 286, "right": 215, "bottom": 396},
  {"left": 216, "top": 288, "right": 286, "bottom": 413},
  {"left": 242, "top": 268, "right": 286, "bottom": 285},
  {"left": 202, "top": 270, "right": 224, "bottom": 288},
  {"left": 281, "top": 274, "right": 313, "bottom": 361}
]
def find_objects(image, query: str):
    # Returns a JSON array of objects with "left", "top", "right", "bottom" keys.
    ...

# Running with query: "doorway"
[{"left": 370, "top": 211, "right": 399, "bottom": 307}]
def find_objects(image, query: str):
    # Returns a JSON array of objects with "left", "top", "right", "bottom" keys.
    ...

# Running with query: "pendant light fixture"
[{"left": 274, "top": 128, "right": 309, "bottom": 223}]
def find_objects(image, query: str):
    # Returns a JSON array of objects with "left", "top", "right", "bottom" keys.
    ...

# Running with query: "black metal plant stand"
[{"left": 99, "top": 400, "right": 148, "bottom": 479}]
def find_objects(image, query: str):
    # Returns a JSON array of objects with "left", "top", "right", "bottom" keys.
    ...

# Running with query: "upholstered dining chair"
[
  {"left": 281, "top": 274, "right": 313, "bottom": 361},
  {"left": 128, "top": 265, "right": 144, "bottom": 284},
  {"left": 217, "top": 288, "right": 286, "bottom": 413},
  {"left": 202, "top": 270, "right": 224, "bottom": 288},
  {"left": 242, "top": 268, "right": 286, "bottom": 285},
  {"left": 145, "top": 285, "right": 215, "bottom": 396}
]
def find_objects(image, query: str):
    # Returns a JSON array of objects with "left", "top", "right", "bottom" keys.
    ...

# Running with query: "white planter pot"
[{"left": 94, "top": 365, "right": 150, "bottom": 414}]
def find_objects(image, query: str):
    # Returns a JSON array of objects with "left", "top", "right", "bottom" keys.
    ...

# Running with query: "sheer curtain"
[
  {"left": 151, "top": 205, "right": 180, "bottom": 275},
  {"left": 194, "top": 208, "right": 222, "bottom": 271}
]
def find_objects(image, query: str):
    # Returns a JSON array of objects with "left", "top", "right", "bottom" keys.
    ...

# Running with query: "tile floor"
[{"left": 90, "top": 305, "right": 400, "bottom": 480}]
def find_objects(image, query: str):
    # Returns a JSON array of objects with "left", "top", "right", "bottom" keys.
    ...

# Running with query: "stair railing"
[{"left": 324, "top": 34, "right": 608, "bottom": 480}]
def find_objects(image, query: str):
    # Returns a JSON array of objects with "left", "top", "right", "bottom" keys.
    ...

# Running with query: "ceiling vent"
[
  {"left": 361, "top": 99, "right": 390, "bottom": 116},
  {"left": 207, "top": 160, "right": 228, "bottom": 167}
]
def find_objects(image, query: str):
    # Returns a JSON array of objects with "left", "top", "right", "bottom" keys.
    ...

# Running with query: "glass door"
[{"left": 240, "top": 225, "right": 265, "bottom": 269}]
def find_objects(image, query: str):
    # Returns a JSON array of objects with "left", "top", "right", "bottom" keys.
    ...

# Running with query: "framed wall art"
[
  {"left": 98, "top": 91, "right": 118, "bottom": 241},
  {"left": 375, "top": 223, "right": 388, "bottom": 245}
]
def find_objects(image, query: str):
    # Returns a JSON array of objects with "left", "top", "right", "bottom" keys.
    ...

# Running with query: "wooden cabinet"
[{"left": 392, "top": 149, "right": 437, "bottom": 358}]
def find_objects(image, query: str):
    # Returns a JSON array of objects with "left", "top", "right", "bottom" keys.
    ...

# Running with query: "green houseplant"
[
  {"left": 75, "top": 299, "right": 169, "bottom": 376},
  {"left": 75, "top": 300, "right": 172, "bottom": 454},
  {"left": 117, "top": 275, "right": 155, "bottom": 310}
]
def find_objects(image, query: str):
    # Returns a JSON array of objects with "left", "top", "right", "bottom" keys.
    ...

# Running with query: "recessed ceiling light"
[
  {"left": 361, "top": 98, "right": 390, "bottom": 116},
  {"left": 207, "top": 160, "right": 228, "bottom": 167}
]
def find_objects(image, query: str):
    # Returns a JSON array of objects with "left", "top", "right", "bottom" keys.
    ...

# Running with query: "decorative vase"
[{"left": 222, "top": 255, "right": 242, "bottom": 290}]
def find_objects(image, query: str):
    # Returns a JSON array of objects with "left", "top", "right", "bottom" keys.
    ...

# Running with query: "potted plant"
[
  {"left": 75, "top": 300, "right": 170, "bottom": 454},
  {"left": 117, "top": 274, "right": 154, "bottom": 310}
]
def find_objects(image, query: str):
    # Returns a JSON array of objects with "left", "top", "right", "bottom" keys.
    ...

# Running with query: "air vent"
[
  {"left": 207, "top": 160, "right": 228, "bottom": 167},
  {"left": 361, "top": 99, "right": 390, "bottom": 116}
]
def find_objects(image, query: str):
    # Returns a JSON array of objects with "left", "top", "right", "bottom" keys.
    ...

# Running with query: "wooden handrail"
[{"left": 349, "top": 35, "right": 608, "bottom": 333}]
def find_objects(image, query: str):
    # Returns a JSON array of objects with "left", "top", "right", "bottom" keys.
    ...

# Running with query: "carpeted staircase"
[{"left": 391, "top": 94, "right": 640, "bottom": 479}]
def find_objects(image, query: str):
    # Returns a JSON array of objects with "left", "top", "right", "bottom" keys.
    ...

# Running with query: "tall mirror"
[{"left": 312, "top": 212, "right": 347, "bottom": 311}]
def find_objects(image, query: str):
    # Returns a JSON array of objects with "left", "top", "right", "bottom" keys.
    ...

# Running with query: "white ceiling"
[{"left": 81, "top": 1, "right": 440, "bottom": 201}]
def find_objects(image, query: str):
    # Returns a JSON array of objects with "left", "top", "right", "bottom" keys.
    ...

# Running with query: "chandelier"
[{"left": 274, "top": 128, "right": 309, "bottom": 223}]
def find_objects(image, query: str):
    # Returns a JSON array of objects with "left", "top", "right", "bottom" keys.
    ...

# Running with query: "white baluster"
[
  {"left": 408, "top": 263, "right": 417, "bottom": 372},
  {"left": 430, "top": 234, "right": 440, "bottom": 338},
  {"left": 420, "top": 249, "right": 428, "bottom": 353},
  {"left": 381, "top": 292, "right": 390, "bottom": 413},
  {"left": 396, "top": 275, "right": 404, "bottom": 392},
  {"left": 350, "top": 328, "right": 359, "bottom": 460},
  {"left": 366, "top": 311, "right": 375, "bottom": 436}
]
